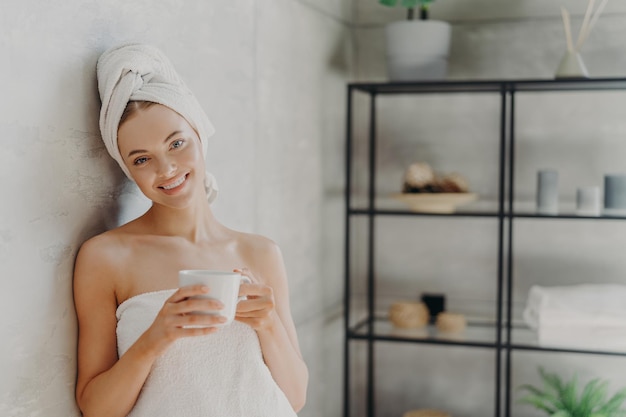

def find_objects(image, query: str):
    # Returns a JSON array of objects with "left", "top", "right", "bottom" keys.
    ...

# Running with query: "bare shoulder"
[
  {"left": 236, "top": 231, "right": 284, "bottom": 264},
  {"left": 76, "top": 228, "right": 129, "bottom": 273},
  {"left": 74, "top": 226, "right": 135, "bottom": 300},
  {"left": 232, "top": 231, "right": 288, "bottom": 286}
]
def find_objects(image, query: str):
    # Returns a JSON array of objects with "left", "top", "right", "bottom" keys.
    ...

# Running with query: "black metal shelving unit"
[{"left": 343, "top": 78, "right": 626, "bottom": 417}]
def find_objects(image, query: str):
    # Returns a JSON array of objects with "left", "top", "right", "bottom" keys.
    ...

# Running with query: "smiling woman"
[
  {"left": 72, "top": 43, "right": 308, "bottom": 417},
  {"left": 117, "top": 104, "right": 207, "bottom": 207}
]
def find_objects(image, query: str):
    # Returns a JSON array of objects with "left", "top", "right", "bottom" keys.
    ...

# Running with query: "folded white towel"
[
  {"left": 116, "top": 290, "right": 296, "bottom": 417},
  {"left": 523, "top": 284, "right": 626, "bottom": 329},
  {"left": 97, "top": 43, "right": 218, "bottom": 203},
  {"left": 523, "top": 284, "right": 626, "bottom": 350},
  {"left": 536, "top": 321, "right": 626, "bottom": 351}
]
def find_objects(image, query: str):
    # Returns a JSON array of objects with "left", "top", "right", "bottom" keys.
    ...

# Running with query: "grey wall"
[
  {"left": 0, "top": 1, "right": 351, "bottom": 416},
  {"left": 350, "top": 1, "right": 626, "bottom": 417}
]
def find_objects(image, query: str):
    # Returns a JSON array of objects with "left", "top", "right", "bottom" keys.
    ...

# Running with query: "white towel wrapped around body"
[
  {"left": 522, "top": 284, "right": 626, "bottom": 351},
  {"left": 97, "top": 43, "right": 219, "bottom": 203},
  {"left": 116, "top": 290, "right": 296, "bottom": 417}
]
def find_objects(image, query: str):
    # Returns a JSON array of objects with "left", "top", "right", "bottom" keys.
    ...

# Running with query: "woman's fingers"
[
  {"left": 236, "top": 296, "right": 274, "bottom": 314},
  {"left": 234, "top": 267, "right": 259, "bottom": 284},
  {"left": 160, "top": 285, "right": 229, "bottom": 330},
  {"left": 238, "top": 282, "right": 272, "bottom": 298},
  {"left": 165, "top": 285, "right": 224, "bottom": 313},
  {"left": 145, "top": 286, "right": 230, "bottom": 355},
  {"left": 230, "top": 277, "right": 276, "bottom": 330},
  {"left": 168, "top": 297, "right": 224, "bottom": 315},
  {"left": 175, "top": 325, "right": 220, "bottom": 337},
  {"left": 235, "top": 282, "right": 275, "bottom": 329},
  {"left": 173, "top": 312, "right": 228, "bottom": 328},
  {"left": 167, "top": 285, "right": 209, "bottom": 303}
]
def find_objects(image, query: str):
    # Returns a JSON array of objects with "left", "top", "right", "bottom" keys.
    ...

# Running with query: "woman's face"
[{"left": 117, "top": 104, "right": 206, "bottom": 208}]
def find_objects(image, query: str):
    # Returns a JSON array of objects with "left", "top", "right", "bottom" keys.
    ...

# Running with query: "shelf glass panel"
[
  {"left": 512, "top": 200, "right": 626, "bottom": 220},
  {"left": 350, "top": 78, "right": 626, "bottom": 95},
  {"left": 350, "top": 80, "right": 503, "bottom": 95},
  {"left": 347, "top": 197, "right": 626, "bottom": 220},
  {"left": 348, "top": 318, "right": 626, "bottom": 356},
  {"left": 514, "top": 78, "right": 626, "bottom": 92},
  {"left": 513, "top": 212, "right": 626, "bottom": 221},
  {"left": 349, "top": 317, "right": 500, "bottom": 348},
  {"left": 349, "top": 196, "right": 501, "bottom": 217}
]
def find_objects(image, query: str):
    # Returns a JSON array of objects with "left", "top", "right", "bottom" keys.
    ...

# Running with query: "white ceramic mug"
[{"left": 178, "top": 270, "right": 251, "bottom": 327}]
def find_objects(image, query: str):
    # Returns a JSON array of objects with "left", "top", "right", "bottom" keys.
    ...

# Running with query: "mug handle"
[{"left": 237, "top": 276, "right": 252, "bottom": 303}]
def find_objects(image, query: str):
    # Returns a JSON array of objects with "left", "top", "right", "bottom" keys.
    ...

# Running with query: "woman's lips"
[{"left": 160, "top": 174, "right": 187, "bottom": 190}]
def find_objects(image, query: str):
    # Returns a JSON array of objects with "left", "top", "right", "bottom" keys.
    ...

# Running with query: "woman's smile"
[{"left": 159, "top": 173, "right": 189, "bottom": 192}]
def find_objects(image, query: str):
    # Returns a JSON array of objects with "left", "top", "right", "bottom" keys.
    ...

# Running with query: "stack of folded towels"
[{"left": 522, "top": 284, "right": 626, "bottom": 351}]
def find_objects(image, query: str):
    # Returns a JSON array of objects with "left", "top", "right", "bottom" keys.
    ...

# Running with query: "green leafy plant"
[
  {"left": 518, "top": 367, "right": 626, "bottom": 417},
  {"left": 379, "top": 0, "right": 436, "bottom": 21}
]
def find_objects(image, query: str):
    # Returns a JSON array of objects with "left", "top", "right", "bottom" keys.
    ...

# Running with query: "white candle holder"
[
  {"left": 556, "top": 0, "right": 609, "bottom": 79},
  {"left": 576, "top": 186, "right": 601, "bottom": 216}
]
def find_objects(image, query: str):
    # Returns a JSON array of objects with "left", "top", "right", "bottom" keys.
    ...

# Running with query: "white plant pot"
[{"left": 385, "top": 20, "right": 452, "bottom": 81}]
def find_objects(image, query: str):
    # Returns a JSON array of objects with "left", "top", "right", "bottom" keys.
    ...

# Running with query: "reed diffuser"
[{"left": 556, "top": 0, "right": 610, "bottom": 78}]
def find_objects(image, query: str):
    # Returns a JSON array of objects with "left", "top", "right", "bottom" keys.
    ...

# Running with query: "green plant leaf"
[
  {"left": 539, "top": 367, "right": 565, "bottom": 397},
  {"left": 578, "top": 379, "right": 608, "bottom": 415},
  {"left": 519, "top": 394, "right": 558, "bottom": 414},
  {"left": 525, "top": 367, "right": 626, "bottom": 417},
  {"left": 518, "top": 383, "right": 549, "bottom": 396},
  {"left": 379, "top": 0, "right": 399, "bottom": 6},
  {"left": 401, "top": 0, "right": 420, "bottom": 7},
  {"left": 518, "top": 384, "right": 562, "bottom": 410},
  {"left": 598, "top": 388, "right": 626, "bottom": 414},
  {"left": 561, "top": 373, "right": 579, "bottom": 412}
]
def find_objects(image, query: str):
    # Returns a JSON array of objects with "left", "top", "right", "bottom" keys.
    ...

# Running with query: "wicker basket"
[
  {"left": 388, "top": 301, "right": 429, "bottom": 329},
  {"left": 435, "top": 312, "right": 466, "bottom": 334}
]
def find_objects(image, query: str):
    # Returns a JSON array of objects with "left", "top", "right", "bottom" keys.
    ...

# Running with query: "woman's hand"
[
  {"left": 141, "top": 285, "right": 227, "bottom": 357},
  {"left": 234, "top": 268, "right": 277, "bottom": 331}
]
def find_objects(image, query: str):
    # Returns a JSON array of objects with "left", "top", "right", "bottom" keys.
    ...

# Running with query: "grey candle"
[
  {"left": 604, "top": 174, "right": 626, "bottom": 215},
  {"left": 537, "top": 170, "right": 559, "bottom": 215}
]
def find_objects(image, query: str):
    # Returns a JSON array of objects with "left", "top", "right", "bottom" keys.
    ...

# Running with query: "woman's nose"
[{"left": 156, "top": 157, "right": 177, "bottom": 177}]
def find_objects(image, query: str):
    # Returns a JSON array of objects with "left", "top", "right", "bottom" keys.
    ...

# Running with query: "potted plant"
[
  {"left": 518, "top": 367, "right": 626, "bottom": 417},
  {"left": 379, "top": 0, "right": 451, "bottom": 81}
]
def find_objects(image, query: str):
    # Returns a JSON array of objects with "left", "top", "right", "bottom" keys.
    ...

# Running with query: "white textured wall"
[
  {"left": 350, "top": 1, "right": 626, "bottom": 417},
  {"left": 0, "top": 1, "right": 351, "bottom": 416}
]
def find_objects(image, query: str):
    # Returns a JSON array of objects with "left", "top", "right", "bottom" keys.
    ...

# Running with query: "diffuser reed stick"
[
  {"left": 576, "top": 0, "right": 596, "bottom": 49},
  {"left": 576, "top": 0, "right": 610, "bottom": 49},
  {"left": 560, "top": 7, "right": 574, "bottom": 52}
]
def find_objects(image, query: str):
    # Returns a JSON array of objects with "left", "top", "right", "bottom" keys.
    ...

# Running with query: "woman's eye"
[
  {"left": 171, "top": 139, "right": 184, "bottom": 149},
  {"left": 134, "top": 157, "right": 149, "bottom": 165}
]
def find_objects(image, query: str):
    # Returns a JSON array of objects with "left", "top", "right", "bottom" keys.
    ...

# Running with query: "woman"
[{"left": 73, "top": 43, "right": 308, "bottom": 417}]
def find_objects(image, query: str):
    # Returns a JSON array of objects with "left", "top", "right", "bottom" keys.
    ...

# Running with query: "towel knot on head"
[{"left": 96, "top": 43, "right": 218, "bottom": 203}]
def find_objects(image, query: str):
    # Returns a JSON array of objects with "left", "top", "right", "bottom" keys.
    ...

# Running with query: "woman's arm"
[
  {"left": 235, "top": 240, "right": 309, "bottom": 412},
  {"left": 74, "top": 237, "right": 224, "bottom": 417},
  {"left": 74, "top": 237, "right": 156, "bottom": 417}
]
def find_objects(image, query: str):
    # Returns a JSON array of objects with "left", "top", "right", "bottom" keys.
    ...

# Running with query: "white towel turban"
[{"left": 96, "top": 43, "right": 218, "bottom": 203}]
